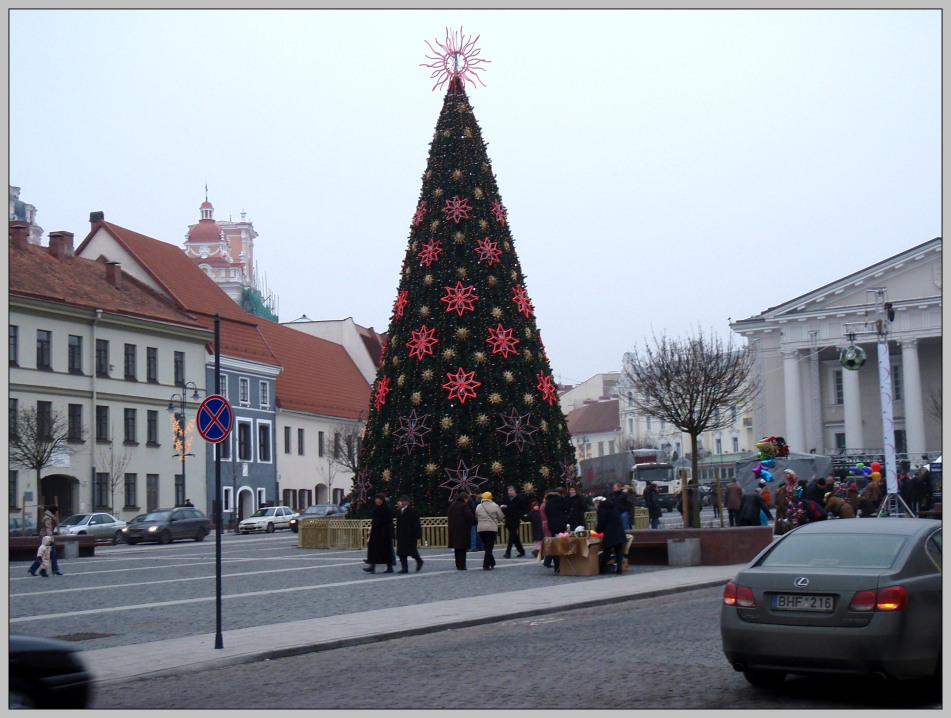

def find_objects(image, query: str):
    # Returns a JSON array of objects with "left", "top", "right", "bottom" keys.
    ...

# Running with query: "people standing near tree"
[
  {"left": 724, "top": 477, "right": 743, "bottom": 527},
  {"left": 565, "top": 485, "right": 589, "bottom": 532},
  {"left": 541, "top": 489, "right": 570, "bottom": 572},
  {"left": 738, "top": 487, "right": 772, "bottom": 527},
  {"left": 363, "top": 494, "right": 394, "bottom": 574},
  {"left": 467, "top": 492, "right": 484, "bottom": 553},
  {"left": 803, "top": 476, "right": 828, "bottom": 504},
  {"left": 475, "top": 491, "right": 505, "bottom": 570},
  {"left": 898, "top": 471, "right": 916, "bottom": 513},
  {"left": 447, "top": 492, "right": 476, "bottom": 570},
  {"left": 773, "top": 470, "right": 799, "bottom": 534},
  {"left": 757, "top": 479, "right": 771, "bottom": 507},
  {"left": 395, "top": 495, "right": 424, "bottom": 573},
  {"left": 642, "top": 481, "right": 663, "bottom": 530},
  {"left": 610, "top": 483, "right": 631, "bottom": 531},
  {"left": 29, "top": 505, "right": 63, "bottom": 576},
  {"left": 594, "top": 496, "right": 627, "bottom": 575},
  {"left": 527, "top": 501, "right": 544, "bottom": 557},
  {"left": 500, "top": 485, "right": 527, "bottom": 559}
]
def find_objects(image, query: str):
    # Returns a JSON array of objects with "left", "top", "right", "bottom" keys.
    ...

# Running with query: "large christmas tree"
[{"left": 353, "top": 30, "right": 575, "bottom": 517}]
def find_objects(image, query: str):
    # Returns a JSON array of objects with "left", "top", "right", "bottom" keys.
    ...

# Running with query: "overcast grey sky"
[{"left": 9, "top": 8, "right": 941, "bottom": 387}]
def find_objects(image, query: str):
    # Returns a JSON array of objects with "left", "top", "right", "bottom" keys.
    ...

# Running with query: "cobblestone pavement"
[{"left": 90, "top": 587, "right": 941, "bottom": 710}]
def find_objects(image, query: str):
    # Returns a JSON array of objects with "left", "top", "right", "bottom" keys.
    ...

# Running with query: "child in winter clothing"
[{"left": 31, "top": 536, "right": 53, "bottom": 577}]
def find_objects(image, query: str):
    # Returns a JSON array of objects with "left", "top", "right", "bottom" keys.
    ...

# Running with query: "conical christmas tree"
[{"left": 353, "top": 30, "right": 575, "bottom": 517}]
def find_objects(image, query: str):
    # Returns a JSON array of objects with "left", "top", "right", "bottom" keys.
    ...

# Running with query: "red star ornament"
[
  {"left": 417, "top": 238, "right": 443, "bottom": 267},
  {"left": 536, "top": 371, "right": 558, "bottom": 406},
  {"left": 512, "top": 285, "right": 533, "bottom": 317},
  {"left": 490, "top": 199, "right": 507, "bottom": 225},
  {"left": 441, "top": 281, "right": 479, "bottom": 316},
  {"left": 442, "top": 195, "right": 472, "bottom": 223},
  {"left": 373, "top": 375, "right": 391, "bottom": 410},
  {"left": 485, "top": 323, "right": 519, "bottom": 358},
  {"left": 474, "top": 237, "right": 502, "bottom": 265},
  {"left": 406, "top": 325, "right": 439, "bottom": 360},
  {"left": 393, "top": 290, "right": 408, "bottom": 319},
  {"left": 442, "top": 367, "right": 481, "bottom": 404},
  {"left": 411, "top": 201, "right": 428, "bottom": 227}
]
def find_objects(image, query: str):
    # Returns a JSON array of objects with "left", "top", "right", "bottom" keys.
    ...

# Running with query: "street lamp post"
[{"left": 168, "top": 382, "right": 201, "bottom": 506}]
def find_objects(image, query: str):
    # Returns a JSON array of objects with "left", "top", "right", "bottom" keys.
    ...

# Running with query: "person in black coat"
[
  {"left": 642, "top": 482, "right": 663, "bottom": 530},
  {"left": 738, "top": 489, "right": 772, "bottom": 527},
  {"left": 363, "top": 494, "right": 394, "bottom": 574},
  {"left": 803, "top": 476, "right": 828, "bottom": 504},
  {"left": 542, "top": 489, "right": 570, "bottom": 570},
  {"left": 395, "top": 495, "right": 424, "bottom": 573},
  {"left": 447, "top": 492, "right": 476, "bottom": 570},
  {"left": 565, "top": 485, "right": 589, "bottom": 532},
  {"left": 595, "top": 496, "right": 627, "bottom": 575},
  {"left": 500, "top": 485, "right": 528, "bottom": 558}
]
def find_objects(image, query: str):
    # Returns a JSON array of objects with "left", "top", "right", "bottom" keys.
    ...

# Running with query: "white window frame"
[
  {"left": 256, "top": 419, "right": 273, "bottom": 464},
  {"left": 236, "top": 419, "right": 253, "bottom": 462},
  {"left": 256, "top": 488, "right": 266, "bottom": 507},
  {"left": 239, "top": 377, "right": 250, "bottom": 406},
  {"left": 259, "top": 381, "right": 270, "bottom": 409},
  {"left": 222, "top": 486, "right": 234, "bottom": 512},
  {"left": 218, "top": 372, "right": 228, "bottom": 399}
]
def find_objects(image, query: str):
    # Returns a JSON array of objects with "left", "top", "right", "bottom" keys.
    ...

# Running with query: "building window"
[
  {"left": 333, "top": 432, "right": 342, "bottom": 459},
  {"left": 894, "top": 429, "right": 907, "bottom": 454},
  {"left": 10, "top": 470, "right": 19, "bottom": 510},
  {"left": 173, "top": 351, "right": 185, "bottom": 386},
  {"left": 833, "top": 369, "right": 844, "bottom": 405},
  {"left": 258, "top": 422, "right": 272, "bottom": 463},
  {"left": 9, "top": 325, "right": 18, "bottom": 366},
  {"left": 9, "top": 398, "right": 17, "bottom": 440},
  {"left": 627, "top": 418, "right": 633, "bottom": 434},
  {"left": 146, "top": 410, "right": 159, "bottom": 445},
  {"left": 36, "top": 401, "right": 52, "bottom": 440},
  {"left": 68, "top": 404, "right": 83, "bottom": 442},
  {"left": 124, "top": 408, "right": 137, "bottom": 444},
  {"left": 219, "top": 432, "right": 231, "bottom": 460},
  {"left": 36, "top": 329, "right": 52, "bottom": 370},
  {"left": 835, "top": 432, "right": 846, "bottom": 449},
  {"left": 68, "top": 335, "right": 83, "bottom": 373},
  {"left": 146, "top": 474, "right": 159, "bottom": 512},
  {"left": 237, "top": 421, "right": 252, "bottom": 461},
  {"left": 96, "top": 339, "right": 109, "bottom": 377},
  {"left": 318, "top": 431, "right": 325, "bottom": 457},
  {"left": 146, "top": 347, "right": 158, "bottom": 383},
  {"left": 124, "top": 473, "right": 138, "bottom": 509},
  {"left": 715, "top": 437, "right": 722, "bottom": 454},
  {"left": 256, "top": 488, "right": 266, "bottom": 507},
  {"left": 222, "top": 486, "right": 233, "bottom": 512},
  {"left": 597, "top": 441, "right": 604, "bottom": 457},
  {"left": 645, "top": 417, "right": 651, "bottom": 432},
  {"left": 94, "top": 472, "right": 110, "bottom": 509},
  {"left": 260, "top": 381, "right": 269, "bottom": 408},
  {"left": 283, "top": 489, "right": 295, "bottom": 509},
  {"left": 298, "top": 428, "right": 305, "bottom": 456},
  {"left": 174, "top": 475, "right": 185, "bottom": 508},
  {"left": 892, "top": 363, "right": 903, "bottom": 401},
  {"left": 284, "top": 426, "right": 292, "bottom": 454},
  {"left": 218, "top": 373, "right": 228, "bottom": 398},
  {"left": 124, "top": 343, "right": 137, "bottom": 380},
  {"left": 239, "top": 377, "right": 250, "bottom": 405},
  {"left": 732, "top": 436, "right": 739, "bottom": 453},
  {"left": 96, "top": 405, "right": 110, "bottom": 442}
]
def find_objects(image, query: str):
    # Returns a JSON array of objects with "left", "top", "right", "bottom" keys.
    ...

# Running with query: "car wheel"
[
  {"left": 9, "top": 677, "right": 40, "bottom": 709},
  {"left": 743, "top": 669, "right": 786, "bottom": 689},
  {"left": 265, "top": 522, "right": 275, "bottom": 533},
  {"left": 159, "top": 529, "right": 172, "bottom": 545},
  {"left": 194, "top": 527, "right": 208, "bottom": 542},
  {"left": 113, "top": 530, "right": 124, "bottom": 545}
]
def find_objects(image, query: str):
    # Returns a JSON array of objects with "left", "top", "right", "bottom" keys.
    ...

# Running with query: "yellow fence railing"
[{"left": 298, "top": 508, "right": 648, "bottom": 550}]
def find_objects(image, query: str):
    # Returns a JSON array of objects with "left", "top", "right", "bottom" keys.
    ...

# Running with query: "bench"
[
  {"left": 8, "top": 535, "right": 97, "bottom": 562},
  {"left": 625, "top": 525, "right": 774, "bottom": 566}
]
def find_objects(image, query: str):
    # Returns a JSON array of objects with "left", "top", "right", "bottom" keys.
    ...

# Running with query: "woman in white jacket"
[{"left": 475, "top": 492, "right": 505, "bottom": 571}]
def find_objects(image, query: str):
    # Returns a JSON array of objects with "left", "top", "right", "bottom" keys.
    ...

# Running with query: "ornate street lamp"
[{"left": 168, "top": 382, "right": 201, "bottom": 505}]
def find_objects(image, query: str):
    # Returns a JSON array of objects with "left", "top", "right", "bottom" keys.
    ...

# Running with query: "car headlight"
[{"left": 147, "top": 526, "right": 158, "bottom": 532}]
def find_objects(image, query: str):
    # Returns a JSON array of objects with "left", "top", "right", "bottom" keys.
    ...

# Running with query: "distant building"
[
  {"left": 565, "top": 397, "right": 621, "bottom": 469},
  {"left": 283, "top": 316, "right": 385, "bottom": 385},
  {"left": 182, "top": 192, "right": 278, "bottom": 322},
  {"left": 9, "top": 186, "right": 43, "bottom": 245}
]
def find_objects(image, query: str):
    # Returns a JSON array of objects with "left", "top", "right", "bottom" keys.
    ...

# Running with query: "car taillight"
[
  {"left": 849, "top": 586, "right": 908, "bottom": 612},
  {"left": 722, "top": 581, "right": 756, "bottom": 607}
]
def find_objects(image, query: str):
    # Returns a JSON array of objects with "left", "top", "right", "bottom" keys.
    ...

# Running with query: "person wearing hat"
[
  {"left": 395, "top": 494, "right": 424, "bottom": 573},
  {"left": 474, "top": 491, "right": 505, "bottom": 570},
  {"left": 363, "top": 493, "right": 394, "bottom": 574},
  {"left": 757, "top": 479, "right": 772, "bottom": 508}
]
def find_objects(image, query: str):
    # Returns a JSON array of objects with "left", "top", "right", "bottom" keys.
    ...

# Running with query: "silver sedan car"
[
  {"left": 56, "top": 513, "right": 127, "bottom": 544},
  {"left": 721, "top": 517, "right": 941, "bottom": 688}
]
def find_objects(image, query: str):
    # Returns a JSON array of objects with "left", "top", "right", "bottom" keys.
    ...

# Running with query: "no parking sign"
[{"left": 196, "top": 395, "right": 233, "bottom": 443}]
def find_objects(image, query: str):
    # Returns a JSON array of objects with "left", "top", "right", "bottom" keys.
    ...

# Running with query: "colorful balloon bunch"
[
  {"left": 752, "top": 435, "right": 790, "bottom": 483},
  {"left": 848, "top": 461, "right": 882, "bottom": 482}
]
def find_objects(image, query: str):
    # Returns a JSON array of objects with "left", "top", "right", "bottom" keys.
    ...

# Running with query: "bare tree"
[
  {"left": 97, "top": 441, "right": 132, "bottom": 515},
  {"left": 9, "top": 406, "right": 79, "bottom": 529},
  {"left": 926, "top": 389, "right": 941, "bottom": 424},
  {"left": 317, "top": 421, "right": 362, "bottom": 504},
  {"left": 622, "top": 328, "right": 760, "bottom": 528}
]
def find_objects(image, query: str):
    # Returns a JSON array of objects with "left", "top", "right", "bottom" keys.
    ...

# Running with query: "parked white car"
[
  {"left": 238, "top": 506, "right": 298, "bottom": 534},
  {"left": 57, "top": 513, "right": 127, "bottom": 543}
]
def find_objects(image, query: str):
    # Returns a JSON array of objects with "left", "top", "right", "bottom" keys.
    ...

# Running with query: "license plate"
[{"left": 771, "top": 593, "right": 834, "bottom": 612}]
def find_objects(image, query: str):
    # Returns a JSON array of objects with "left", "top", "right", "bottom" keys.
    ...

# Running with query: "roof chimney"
[
  {"left": 9, "top": 221, "right": 29, "bottom": 250},
  {"left": 90, "top": 211, "right": 105, "bottom": 223},
  {"left": 48, "top": 231, "right": 74, "bottom": 260},
  {"left": 105, "top": 261, "right": 123, "bottom": 289}
]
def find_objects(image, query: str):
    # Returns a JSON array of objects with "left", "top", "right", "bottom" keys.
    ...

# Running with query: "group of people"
[
  {"left": 27, "top": 505, "right": 64, "bottom": 577},
  {"left": 363, "top": 493, "right": 425, "bottom": 574}
]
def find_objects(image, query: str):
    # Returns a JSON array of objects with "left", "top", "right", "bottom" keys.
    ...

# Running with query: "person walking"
[
  {"left": 363, "top": 493, "right": 394, "bottom": 574},
  {"left": 395, "top": 495, "right": 424, "bottom": 573},
  {"left": 642, "top": 481, "right": 663, "bottom": 530},
  {"left": 500, "top": 485, "right": 527, "bottom": 559},
  {"left": 31, "top": 535, "right": 54, "bottom": 578},
  {"left": 29, "top": 505, "right": 63, "bottom": 576},
  {"left": 447, "top": 492, "right": 476, "bottom": 570},
  {"left": 527, "top": 501, "right": 544, "bottom": 557},
  {"left": 542, "top": 489, "right": 569, "bottom": 571},
  {"left": 738, "top": 487, "right": 772, "bottom": 527},
  {"left": 724, "top": 477, "right": 743, "bottom": 527},
  {"left": 475, "top": 492, "right": 505, "bottom": 570},
  {"left": 594, "top": 496, "right": 627, "bottom": 575}
]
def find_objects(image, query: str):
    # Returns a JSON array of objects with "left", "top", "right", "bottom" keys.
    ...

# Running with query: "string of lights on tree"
[{"left": 353, "top": 28, "right": 576, "bottom": 517}]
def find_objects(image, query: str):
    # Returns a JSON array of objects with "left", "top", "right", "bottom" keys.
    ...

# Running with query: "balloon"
[
  {"left": 862, "top": 467, "right": 872, "bottom": 477},
  {"left": 870, "top": 462, "right": 881, "bottom": 473},
  {"left": 760, "top": 469, "right": 773, "bottom": 482},
  {"left": 855, "top": 463, "right": 865, "bottom": 470},
  {"left": 871, "top": 471, "right": 881, "bottom": 481},
  {"left": 752, "top": 464, "right": 763, "bottom": 476},
  {"left": 761, "top": 459, "right": 776, "bottom": 468}
]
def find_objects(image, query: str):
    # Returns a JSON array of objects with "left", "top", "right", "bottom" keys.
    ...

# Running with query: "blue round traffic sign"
[{"left": 196, "top": 395, "right": 233, "bottom": 443}]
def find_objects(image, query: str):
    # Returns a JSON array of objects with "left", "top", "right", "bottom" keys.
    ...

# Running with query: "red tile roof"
[
  {"left": 9, "top": 237, "right": 208, "bottom": 332},
  {"left": 75, "top": 220, "right": 370, "bottom": 419},
  {"left": 565, "top": 399, "right": 620, "bottom": 435}
]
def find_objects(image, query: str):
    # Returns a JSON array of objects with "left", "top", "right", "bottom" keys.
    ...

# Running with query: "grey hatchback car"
[
  {"left": 721, "top": 517, "right": 941, "bottom": 688},
  {"left": 121, "top": 507, "right": 211, "bottom": 545}
]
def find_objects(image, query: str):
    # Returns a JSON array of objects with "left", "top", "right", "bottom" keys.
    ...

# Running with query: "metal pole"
[
  {"left": 181, "top": 389, "right": 186, "bottom": 505},
  {"left": 214, "top": 313, "right": 223, "bottom": 650}
]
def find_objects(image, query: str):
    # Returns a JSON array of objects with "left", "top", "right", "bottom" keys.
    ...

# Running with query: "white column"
[
  {"left": 782, "top": 350, "right": 805, "bottom": 450},
  {"left": 841, "top": 348, "right": 864, "bottom": 450},
  {"left": 900, "top": 339, "right": 926, "bottom": 458}
]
